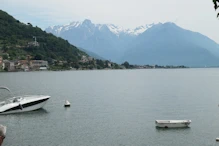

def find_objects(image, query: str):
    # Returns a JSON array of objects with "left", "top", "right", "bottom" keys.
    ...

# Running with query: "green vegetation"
[
  {"left": 0, "top": 10, "right": 86, "bottom": 63},
  {"left": 121, "top": 61, "right": 135, "bottom": 69}
]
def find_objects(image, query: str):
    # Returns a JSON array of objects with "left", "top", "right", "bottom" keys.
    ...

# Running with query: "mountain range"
[
  {"left": 46, "top": 19, "right": 156, "bottom": 61},
  {"left": 46, "top": 19, "right": 155, "bottom": 37},
  {"left": 46, "top": 19, "right": 219, "bottom": 67}
]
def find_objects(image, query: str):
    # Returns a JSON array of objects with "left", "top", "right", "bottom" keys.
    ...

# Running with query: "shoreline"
[
  {"left": 4, "top": 67, "right": 219, "bottom": 73},
  {"left": 2, "top": 66, "right": 219, "bottom": 73}
]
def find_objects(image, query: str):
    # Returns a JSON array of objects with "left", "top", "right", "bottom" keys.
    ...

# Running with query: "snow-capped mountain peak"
[
  {"left": 45, "top": 19, "right": 158, "bottom": 37},
  {"left": 106, "top": 24, "right": 125, "bottom": 36},
  {"left": 125, "top": 23, "right": 156, "bottom": 35}
]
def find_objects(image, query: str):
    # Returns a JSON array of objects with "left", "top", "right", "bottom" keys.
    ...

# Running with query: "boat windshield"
[
  {"left": 0, "top": 101, "right": 6, "bottom": 106},
  {"left": 0, "top": 97, "right": 23, "bottom": 105}
]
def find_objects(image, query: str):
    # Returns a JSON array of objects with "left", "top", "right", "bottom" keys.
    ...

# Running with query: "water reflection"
[
  {"left": 21, "top": 108, "right": 49, "bottom": 115},
  {"left": 155, "top": 126, "right": 191, "bottom": 132},
  {"left": 0, "top": 108, "right": 48, "bottom": 117}
]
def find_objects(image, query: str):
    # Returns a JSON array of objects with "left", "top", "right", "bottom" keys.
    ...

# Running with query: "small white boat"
[
  {"left": 64, "top": 100, "right": 71, "bottom": 107},
  {"left": 155, "top": 120, "right": 191, "bottom": 128},
  {"left": 0, "top": 86, "right": 50, "bottom": 114},
  {"left": 216, "top": 138, "right": 219, "bottom": 141}
]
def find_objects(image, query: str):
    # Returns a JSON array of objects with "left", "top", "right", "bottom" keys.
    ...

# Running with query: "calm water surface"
[{"left": 1, "top": 69, "right": 219, "bottom": 146}]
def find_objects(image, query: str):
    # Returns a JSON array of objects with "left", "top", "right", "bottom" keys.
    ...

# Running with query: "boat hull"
[{"left": 155, "top": 120, "right": 191, "bottom": 128}]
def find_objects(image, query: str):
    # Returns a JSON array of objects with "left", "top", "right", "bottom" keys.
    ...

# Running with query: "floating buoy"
[{"left": 64, "top": 100, "right": 71, "bottom": 107}]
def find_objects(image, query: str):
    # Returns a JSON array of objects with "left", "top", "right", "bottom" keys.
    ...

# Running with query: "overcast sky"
[{"left": 1, "top": 0, "right": 219, "bottom": 43}]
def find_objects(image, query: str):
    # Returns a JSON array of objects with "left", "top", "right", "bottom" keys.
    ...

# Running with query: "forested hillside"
[{"left": 0, "top": 10, "right": 86, "bottom": 63}]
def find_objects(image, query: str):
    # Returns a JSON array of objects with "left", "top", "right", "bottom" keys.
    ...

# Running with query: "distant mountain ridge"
[
  {"left": 46, "top": 20, "right": 219, "bottom": 67},
  {"left": 122, "top": 22, "right": 219, "bottom": 67},
  {"left": 45, "top": 19, "right": 157, "bottom": 61}
]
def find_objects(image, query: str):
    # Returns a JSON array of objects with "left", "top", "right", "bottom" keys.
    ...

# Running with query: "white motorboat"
[
  {"left": 0, "top": 95, "right": 50, "bottom": 114},
  {"left": 64, "top": 100, "right": 71, "bottom": 107},
  {"left": 155, "top": 120, "right": 191, "bottom": 128},
  {"left": 0, "top": 87, "right": 50, "bottom": 114}
]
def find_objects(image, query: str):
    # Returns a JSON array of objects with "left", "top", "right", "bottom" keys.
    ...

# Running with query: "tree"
[
  {"left": 213, "top": 0, "right": 219, "bottom": 17},
  {"left": 34, "top": 54, "right": 43, "bottom": 60},
  {"left": 2, "top": 54, "right": 8, "bottom": 60},
  {"left": 96, "top": 59, "right": 105, "bottom": 68},
  {"left": 2, "top": 45, "right": 8, "bottom": 52},
  {"left": 73, "top": 63, "right": 80, "bottom": 70},
  {"left": 122, "top": 61, "right": 130, "bottom": 69},
  {"left": 20, "top": 56, "right": 26, "bottom": 60},
  {"left": 113, "top": 63, "right": 120, "bottom": 69},
  {"left": 88, "top": 65, "right": 94, "bottom": 69}
]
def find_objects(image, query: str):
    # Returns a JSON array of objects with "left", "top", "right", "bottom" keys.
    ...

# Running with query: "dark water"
[{"left": 1, "top": 69, "right": 219, "bottom": 146}]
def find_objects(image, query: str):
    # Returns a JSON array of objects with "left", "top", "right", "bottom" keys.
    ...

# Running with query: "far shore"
[{"left": 2, "top": 65, "right": 219, "bottom": 73}]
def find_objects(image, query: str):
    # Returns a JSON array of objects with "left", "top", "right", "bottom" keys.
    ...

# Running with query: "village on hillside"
[
  {"left": 0, "top": 55, "right": 48, "bottom": 72},
  {"left": 0, "top": 38, "right": 121, "bottom": 71},
  {"left": 0, "top": 53, "right": 187, "bottom": 72}
]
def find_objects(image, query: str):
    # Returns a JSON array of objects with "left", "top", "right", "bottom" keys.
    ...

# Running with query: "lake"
[{"left": 1, "top": 69, "right": 219, "bottom": 146}]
